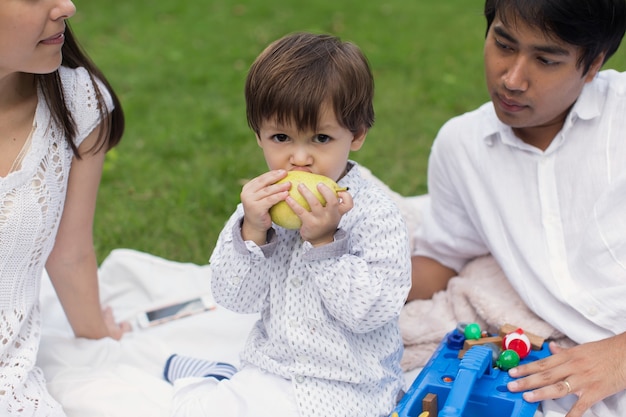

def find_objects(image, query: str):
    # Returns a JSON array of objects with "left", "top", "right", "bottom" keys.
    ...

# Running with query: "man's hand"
[{"left": 507, "top": 333, "right": 626, "bottom": 417}]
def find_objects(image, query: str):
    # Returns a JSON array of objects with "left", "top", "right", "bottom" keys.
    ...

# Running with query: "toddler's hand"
[
  {"left": 240, "top": 170, "right": 290, "bottom": 244},
  {"left": 291, "top": 182, "right": 353, "bottom": 246}
]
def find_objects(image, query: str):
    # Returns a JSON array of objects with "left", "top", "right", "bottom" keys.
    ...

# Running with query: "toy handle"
[{"left": 439, "top": 346, "right": 492, "bottom": 417}]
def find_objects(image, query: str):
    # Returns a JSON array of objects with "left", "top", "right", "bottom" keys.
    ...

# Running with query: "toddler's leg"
[
  {"left": 170, "top": 366, "right": 300, "bottom": 417},
  {"left": 164, "top": 354, "right": 237, "bottom": 383}
]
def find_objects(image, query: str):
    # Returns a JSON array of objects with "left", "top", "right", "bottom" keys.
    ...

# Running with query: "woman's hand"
[
  {"left": 102, "top": 306, "right": 131, "bottom": 340},
  {"left": 507, "top": 333, "right": 626, "bottom": 417}
]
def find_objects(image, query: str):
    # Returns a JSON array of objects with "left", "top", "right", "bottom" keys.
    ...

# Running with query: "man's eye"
[
  {"left": 495, "top": 38, "right": 512, "bottom": 51},
  {"left": 538, "top": 57, "right": 559, "bottom": 66}
]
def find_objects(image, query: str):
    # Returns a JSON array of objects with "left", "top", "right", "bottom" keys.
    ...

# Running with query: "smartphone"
[{"left": 135, "top": 295, "right": 215, "bottom": 329}]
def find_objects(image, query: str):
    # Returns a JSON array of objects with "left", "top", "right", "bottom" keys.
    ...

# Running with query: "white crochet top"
[{"left": 0, "top": 67, "right": 113, "bottom": 416}]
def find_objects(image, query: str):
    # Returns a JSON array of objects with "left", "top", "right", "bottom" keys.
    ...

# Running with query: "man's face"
[{"left": 483, "top": 14, "right": 602, "bottom": 148}]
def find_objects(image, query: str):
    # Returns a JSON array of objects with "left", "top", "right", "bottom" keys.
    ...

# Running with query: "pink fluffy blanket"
[{"left": 399, "top": 255, "right": 574, "bottom": 372}]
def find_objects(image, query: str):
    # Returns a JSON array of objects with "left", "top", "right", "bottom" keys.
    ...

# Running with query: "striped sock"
[{"left": 163, "top": 354, "right": 237, "bottom": 383}]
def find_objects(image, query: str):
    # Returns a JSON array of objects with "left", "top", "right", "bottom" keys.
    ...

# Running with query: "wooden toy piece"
[
  {"left": 418, "top": 413, "right": 430, "bottom": 417},
  {"left": 422, "top": 393, "right": 438, "bottom": 417},
  {"left": 458, "top": 336, "right": 503, "bottom": 358},
  {"left": 464, "top": 336, "right": 503, "bottom": 350},
  {"left": 499, "top": 324, "right": 545, "bottom": 350}
]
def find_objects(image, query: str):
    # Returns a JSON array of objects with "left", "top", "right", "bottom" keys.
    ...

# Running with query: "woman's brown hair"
[{"left": 36, "top": 24, "right": 124, "bottom": 157}]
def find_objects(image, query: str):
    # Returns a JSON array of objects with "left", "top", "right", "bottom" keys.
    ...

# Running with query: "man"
[{"left": 410, "top": 0, "right": 626, "bottom": 416}]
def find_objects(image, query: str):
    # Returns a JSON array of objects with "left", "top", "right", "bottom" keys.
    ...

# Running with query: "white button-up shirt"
[
  {"left": 416, "top": 70, "right": 626, "bottom": 346},
  {"left": 210, "top": 162, "right": 411, "bottom": 417}
]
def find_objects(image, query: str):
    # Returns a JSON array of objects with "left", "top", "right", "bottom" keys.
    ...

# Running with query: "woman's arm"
[{"left": 45, "top": 123, "right": 129, "bottom": 340}]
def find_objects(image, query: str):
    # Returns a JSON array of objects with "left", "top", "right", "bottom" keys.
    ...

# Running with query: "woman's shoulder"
[
  {"left": 57, "top": 66, "right": 112, "bottom": 107},
  {"left": 58, "top": 65, "right": 94, "bottom": 96},
  {"left": 57, "top": 66, "right": 114, "bottom": 141}
]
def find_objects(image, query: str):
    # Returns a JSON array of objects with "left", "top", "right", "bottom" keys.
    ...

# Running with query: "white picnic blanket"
[
  {"left": 38, "top": 248, "right": 420, "bottom": 417},
  {"left": 36, "top": 167, "right": 575, "bottom": 416},
  {"left": 35, "top": 165, "right": 424, "bottom": 416},
  {"left": 39, "top": 249, "right": 258, "bottom": 417}
]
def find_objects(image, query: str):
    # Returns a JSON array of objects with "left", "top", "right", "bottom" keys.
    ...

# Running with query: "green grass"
[{"left": 71, "top": 0, "right": 626, "bottom": 265}]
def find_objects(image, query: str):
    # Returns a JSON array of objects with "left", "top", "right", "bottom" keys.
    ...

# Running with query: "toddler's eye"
[
  {"left": 272, "top": 134, "right": 289, "bottom": 143},
  {"left": 314, "top": 134, "right": 331, "bottom": 144}
]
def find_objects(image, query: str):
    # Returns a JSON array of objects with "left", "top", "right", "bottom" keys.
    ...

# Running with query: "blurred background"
[{"left": 71, "top": 0, "right": 626, "bottom": 265}]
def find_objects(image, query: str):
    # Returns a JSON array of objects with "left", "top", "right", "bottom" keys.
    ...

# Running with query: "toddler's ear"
[{"left": 350, "top": 129, "right": 367, "bottom": 151}]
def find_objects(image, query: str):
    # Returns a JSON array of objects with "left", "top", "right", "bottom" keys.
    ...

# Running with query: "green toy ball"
[
  {"left": 497, "top": 349, "right": 520, "bottom": 370},
  {"left": 464, "top": 323, "right": 482, "bottom": 340}
]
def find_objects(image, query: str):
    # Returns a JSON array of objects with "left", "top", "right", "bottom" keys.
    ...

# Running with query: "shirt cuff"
[
  {"left": 302, "top": 229, "right": 349, "bottom": 262},
  {"left": 232, "top": 217, "right": 278, "bottom": 258}
]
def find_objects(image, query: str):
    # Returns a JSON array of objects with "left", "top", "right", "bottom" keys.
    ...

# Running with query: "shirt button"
[
  {"left": 291, "top": 278, "right": 302, "bottom": 288},
  {"left": 289, "top": 319, "right": 299, "bottom": 328},
  {"left": 297, "top": 355, "right": 309, "bottom": 363},
  {"left": 231, "top": 276, "right": 241, "bottom": 285},
  {"left": 588, "top": 306, "right": 598, "bottom": 316},
  {"left": 295, "top": 375, "right": 305, "bottom": 383}
]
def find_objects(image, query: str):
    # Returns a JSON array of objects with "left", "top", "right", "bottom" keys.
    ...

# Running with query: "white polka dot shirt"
[{"left": 210, "top": 162, "right": 411, "bottom": 417}]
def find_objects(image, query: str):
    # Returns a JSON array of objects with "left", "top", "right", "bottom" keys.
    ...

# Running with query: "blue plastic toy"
[{"left": 392, "top": 329, "right": 552, "bottom": 417}]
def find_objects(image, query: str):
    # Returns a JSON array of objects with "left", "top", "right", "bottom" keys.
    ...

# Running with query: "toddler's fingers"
[{"left": 337, "top": 190, "right": 354, "bottom": 214}]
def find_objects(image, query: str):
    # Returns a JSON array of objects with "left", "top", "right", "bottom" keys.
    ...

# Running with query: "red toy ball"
[{"left": 502, "top": 328, "right": 531, "bottom": 359}]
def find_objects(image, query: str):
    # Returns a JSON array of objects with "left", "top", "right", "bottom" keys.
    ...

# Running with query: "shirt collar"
[
  {"left": 337, "top": 160, "right": 372, "bottom": 201},
  {"left": 568, "top": 77, "right": 602, "bottom": 122},
  {"left": 481, "top": 102, "right": 515, "bottom": 148}
]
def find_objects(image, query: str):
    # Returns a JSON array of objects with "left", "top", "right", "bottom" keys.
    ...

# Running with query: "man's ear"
[
  {"left": 255, "top": 133, "right": 263, "bottom": 147},
  {"left": 584, "top": 52, "right": 606, "bottom": 83},
  {"left": 350, "top": 129, "right": 368, "bottom": 151}
]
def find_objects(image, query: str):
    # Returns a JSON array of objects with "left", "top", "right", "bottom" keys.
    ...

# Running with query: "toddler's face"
[{"left": 255, "top": 103, "right": 366, "bottom": 182}]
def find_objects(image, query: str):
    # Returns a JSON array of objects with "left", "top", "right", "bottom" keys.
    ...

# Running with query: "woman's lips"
[{"left": 41, "top": 32, "right": 65, "bottom": 45}]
